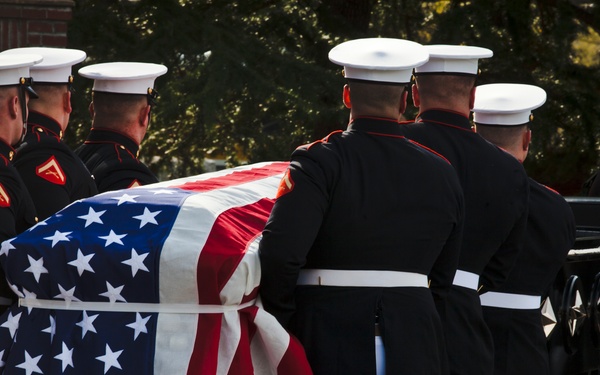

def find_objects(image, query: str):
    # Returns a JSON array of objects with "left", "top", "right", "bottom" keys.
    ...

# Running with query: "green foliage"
[{"left": 66, "top": 0, "right": 599, "bottom": 194}]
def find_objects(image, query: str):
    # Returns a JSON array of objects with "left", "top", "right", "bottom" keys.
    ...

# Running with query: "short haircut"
[
  {"left": 475, "top": 123, "right": 529, "bottom": 149},
  {"left": 415, "top": 74, "right": 476, "bottom": 102},
  {"left": 29, "top": 84, "right": 68, "bottom": 104},
  {"left": 92, "top": 91, "right": 148, "bottom": 113},
  {"left": 347, "top": 80, "right": 406, "bottom": 113}
]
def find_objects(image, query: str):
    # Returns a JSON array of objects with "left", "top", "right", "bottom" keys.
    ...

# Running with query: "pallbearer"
[
  {"left": 398, "top": 45, "right": 530, "bottom": 374},
  {"left": 0, "top": 53, "right": 41, "bottom": 310},
  {"left": 259, "top": 38, "right": 465, "bottom": 375},
  {"left": 76, "top": 62, "right": 167, "bottom": 193},
  {"left": 473, "top": 83, "right": 576, "bottom": 375},
  {"left": 1, "top": 47, "right": 98, "bottom": 220}
]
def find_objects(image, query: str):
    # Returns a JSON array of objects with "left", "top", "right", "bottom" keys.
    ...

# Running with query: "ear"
[
  {"left": 88, "top": 101, "right": 95, "bottom": 118},
  {"left": 342, "top": 84, "right": 351, "bottom": 108},
  {"left": 139, "top": 104, "right": 151, "bottom": 127},
  {"left": 63, "top": 91, "right": 72, "bottom": 114},
  {"left": 469, "top": 86, "right": 476, "bottom": 109},
  {"left": 8, "top": 95, "right": 19, "bottom": 120},
  {"left": 399, "top": 89, "right": 408, "bottom": 114},
  {"left": 523, "top": 129, "right": 532, "bottom": 151},
  {"left": 411, "top": 84, "right": 420, "bottom": 107}
]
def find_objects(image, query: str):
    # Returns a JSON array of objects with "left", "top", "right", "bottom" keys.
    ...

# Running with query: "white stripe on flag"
[
  {"left": 251, "top": 309, "right": 290, "bottom": 372},
  {"left": 218, "top": 311, "right": 243, "bottom": 374},
  {"left": 144, "top": 161, "right": 284, "bottom": 189},
  {"left": 155, "top": 166, "right": 285, "bottom": 374}
]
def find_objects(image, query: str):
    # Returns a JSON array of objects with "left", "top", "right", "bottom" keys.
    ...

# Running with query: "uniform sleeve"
[
  {"left": 14, "top": 157, "right": 73, "bottom": 221},
  {"left": 430, "top": 174, "right": 464, "bottom": 320},
  {"left": 479, "top": 175, "right": 530, "bottom": 292},
  {"left": 259, "top": 145, "right": 339, "bottom": 328}
]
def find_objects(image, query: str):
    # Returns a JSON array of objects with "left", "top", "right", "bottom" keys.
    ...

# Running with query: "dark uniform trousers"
[
  {"left": 399, "top": 110, "right": 530, "bottom": 375},
  {"left": 75, "top": 128, "right": 158, "bottom": 193},
  {"left": 0, "top": 140, "right": 38, "bottom": 313},
  {"left": 260, "top": 117, "right": 465, "bottom": 375},
  {"left": 13, "top": 111, "right": 98, "bottom": 220},
  {"left": 482, "top": 179, "right": 576, "bottom": 375}
]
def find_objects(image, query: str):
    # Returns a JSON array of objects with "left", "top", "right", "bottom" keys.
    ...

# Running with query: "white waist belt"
[
  {"left": 19, "top": 298, "right": 256, "bottom": 314},
  {"left": 297, "top": 269, "right": 428, "bottom": 287},
  {"left": 480, "top": 292, "right": 541, "bottom": 310},
  {"left": 452, "top": 269, "right": 479, "bottom": 290}
]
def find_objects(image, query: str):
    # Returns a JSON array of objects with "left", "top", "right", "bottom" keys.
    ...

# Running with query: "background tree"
[{"left": 66, "top": 0, "right": 599, "bottom": 195}]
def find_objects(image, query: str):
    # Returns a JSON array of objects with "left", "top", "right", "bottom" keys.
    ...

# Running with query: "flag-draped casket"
[{"left": 0, "top": 161, "right": 312, "bottom": 374}]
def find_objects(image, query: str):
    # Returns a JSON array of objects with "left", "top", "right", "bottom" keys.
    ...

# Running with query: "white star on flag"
[
  {"left": 96, "top": 344, "right": 123, "bottom": 374},
  {"left": 126, "top": 312, "right": 150, "bottom": 340},
  {"left": 0, "top": 312, "right": 21, "bottom": 338},
  {"left": 68, "top": 249, "right": 95, "bottom": 276},
  {"left": 54, "top": 284, "right": 81, "bottom": 304},
  {"left": 43, "top": 230, "right": 72, "bottom": 248},
  {"left": 41, "top": 315, "right": 56, "bottom": 342},
  {"left": 24, "top": 255, "right": 48, "bottom": 282},
  {"left": 132, "top": 207, "right": 160, "bottom": 228},
  {"left": 76, "top": 311, "right": 98, "bottom": 339},
  {"left": 111, "top": 193, "right": 139, "bottom": 206},
  {"left": 0, "top": 349, "right": 5, "bottom": 368},
  {"left": 150, "top": 189, "right": 175, "bottom": 195},
  {"left": 15, "top": 351, "right": 42, "bottom": 375},
  {"left": 78, "top": 207, "right": 106, "bottom": 227},
  {"left": 0, "top": 239, "right": 15, "bottom": 256},
  {"left": 122, "top": 248, "right": 149, "bottom": 277},
  {"left": 99, "top": 281, "right": 127, "bottom": 303},
  {"left": 98, "top": 230, "right": 126, "bottom": 247},
  {"left": 54, "top": 342, "right": 74, "bottom": 372}
]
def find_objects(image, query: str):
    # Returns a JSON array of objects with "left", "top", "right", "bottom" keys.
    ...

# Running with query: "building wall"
[{"left": 0, "top": 0, "right": 75, "bottom": 50}]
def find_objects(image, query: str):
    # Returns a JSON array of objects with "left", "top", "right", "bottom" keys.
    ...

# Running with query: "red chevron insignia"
[
  {"left": 0, "top": 183, "right": 10, "bottom": 208},
  {"left": 36, "top": 156, "right": 66, "bottom": 185},
  {"left": 276, "top": 169, "right": 294, "bottom": 198}
]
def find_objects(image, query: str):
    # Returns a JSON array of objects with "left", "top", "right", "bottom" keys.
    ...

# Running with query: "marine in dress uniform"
[
  {"left": 75, "top": 62, "right": 167, "bottom": 193},
  {"left": 259, "top": 38, "right": 465, "bottom": 375},
  {"left": 0, "top": 54, "right": 41, "bottom": 310},
  {"left": 398, "top": 46, "right": 530, "bottom": 375},
  {"left": 0, "top": 47, "right": 97, "bottom": 220},
  {"left": 473, "top": 84, "right": 577, "bottom": 375}
]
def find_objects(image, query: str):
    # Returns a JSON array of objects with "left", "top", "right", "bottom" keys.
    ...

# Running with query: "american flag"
[{"left": 0, "top": 161, "right": 312, "bottom": 375}]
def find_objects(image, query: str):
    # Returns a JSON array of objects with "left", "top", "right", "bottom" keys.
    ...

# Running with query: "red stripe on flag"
[
  {"left": 196, "top": 198, "right": 275, "bottom": 304},
  {"left": 227, "top": 315, "right": 254, "bottom": 375},
  {"left": 187, "top": 315, "right": 222, "bottom": 375},
  {"left": 188, "top": 198, "right": 275, "bottom": 371},
  {"left": 278, "top": 335, "right": 314, "bottom": 375},
  {"left": 172, "top": 162, "right": 289, "bottom": 193}
]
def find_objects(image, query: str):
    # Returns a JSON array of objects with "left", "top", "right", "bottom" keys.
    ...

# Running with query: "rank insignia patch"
[
  {"left": 276, "top": 169, "right": 294, "bottom": 198},
  {"left": 36, "top": 156, "right": 66, "bottom": 185},
  {"left": 0, "top": 183, "right": 10, "bottom": 207}
]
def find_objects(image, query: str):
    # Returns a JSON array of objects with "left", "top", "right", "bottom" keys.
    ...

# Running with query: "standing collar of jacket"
[
  {"left": 27, "top": 111, "right": 62, "bottom": 139},
  {"left": 85, "top": 128, "right": 140, "bottom": 156},
  {"left": 416, "top": 109, "right": 473, "bottom": 131},
  {"left": 348, "top": 116, "right": 405, "bottom": 136},
  {"left": 0, "top": 139, "right": 15, "bottom": 164}
]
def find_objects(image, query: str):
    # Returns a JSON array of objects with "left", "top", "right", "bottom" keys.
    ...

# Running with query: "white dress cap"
[
  {"left": 78, "top": 62, "right": 168, "bottom": 95},
  {"left": 328, "top": 38, "right": 429, "bottom": 84},
  {"left": 472, "top": 83, "right": 547, "bottom": 125},
  {"left": 0, "top": 54, "right": 43, "bottom": 87},
  {"left": 414, "top": 45, "right": 493, "bottom": 75},
  {"left": 0, "top": 47, "right": 86, "bottom": 83}
]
